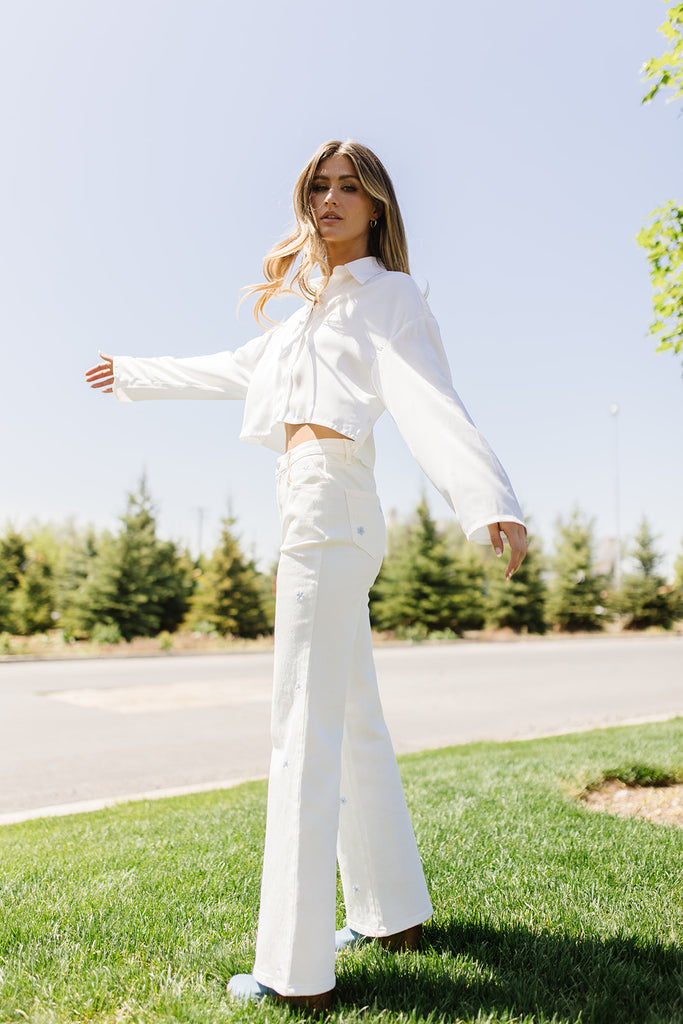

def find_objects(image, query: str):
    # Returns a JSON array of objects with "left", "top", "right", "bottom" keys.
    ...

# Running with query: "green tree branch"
[{"left": 639, "top": 3, "right": 683, "bottom": 363}]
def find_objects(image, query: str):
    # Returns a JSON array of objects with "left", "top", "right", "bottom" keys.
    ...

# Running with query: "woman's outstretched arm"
[{"left": 84, "top": 333, "right": 270, "bottom": 403}]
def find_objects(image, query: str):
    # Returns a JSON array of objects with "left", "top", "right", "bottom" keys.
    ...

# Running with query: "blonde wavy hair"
[{"left": 243, "top": 140, "right": 410, "bottom": 325}]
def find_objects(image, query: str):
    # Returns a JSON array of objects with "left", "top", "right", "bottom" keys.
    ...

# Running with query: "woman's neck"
[{"left": 325, "top": 241, "right": 371, "bottom": 271}]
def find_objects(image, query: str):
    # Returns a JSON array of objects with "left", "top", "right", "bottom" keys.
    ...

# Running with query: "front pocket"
[{"left": 345, "top": 489, "right": 386, "bottom": 560}]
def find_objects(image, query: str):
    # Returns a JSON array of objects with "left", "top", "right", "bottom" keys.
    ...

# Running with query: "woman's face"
[{"left": 309, "top": 154, "right": 379, "bottom": 257}]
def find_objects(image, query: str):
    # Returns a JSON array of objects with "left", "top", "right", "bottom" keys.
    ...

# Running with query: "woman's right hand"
[{"left": 85, "top": 351, "right": 114, "bottom": 394}]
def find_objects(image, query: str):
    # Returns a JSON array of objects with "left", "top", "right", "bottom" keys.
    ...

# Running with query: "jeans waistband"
[{"left": 277, "top": 438, "right": 359, "bottom": 473}]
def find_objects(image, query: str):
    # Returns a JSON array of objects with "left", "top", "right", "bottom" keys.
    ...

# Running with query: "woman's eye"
[{"left": 310, "top": 183, "right": 358, "bottom": 194}]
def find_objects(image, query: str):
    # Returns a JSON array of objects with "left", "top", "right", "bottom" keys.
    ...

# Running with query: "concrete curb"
[{"left": 0, "top": 776, "right": 266, "bottom": 827}]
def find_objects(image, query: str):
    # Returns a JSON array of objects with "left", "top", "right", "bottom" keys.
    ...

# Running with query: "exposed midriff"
[{"left": 285, "top": 422, "right": 352, "bottom": 450}]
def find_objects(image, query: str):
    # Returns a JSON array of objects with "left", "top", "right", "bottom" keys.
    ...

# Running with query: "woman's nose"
[{"left": 324, "top": 188, "right": 337, "bottom": 205}]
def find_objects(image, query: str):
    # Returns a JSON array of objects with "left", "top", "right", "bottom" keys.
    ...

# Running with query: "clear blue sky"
[{"left": 1, "top": 0, "right": 681, "bottom": 575}]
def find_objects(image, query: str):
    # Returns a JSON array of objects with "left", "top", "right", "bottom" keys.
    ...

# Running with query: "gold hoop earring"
[{"left": 370, "top": 219, "right": 377, "bottom": 228}]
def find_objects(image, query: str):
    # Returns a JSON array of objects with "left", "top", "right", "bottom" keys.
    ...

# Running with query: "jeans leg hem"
[
  {"left": 346, "top": 904, "right": 432, "bottom": 938},
  {"left": 252, "top": 968, "right": 336, "bottom": 998}
]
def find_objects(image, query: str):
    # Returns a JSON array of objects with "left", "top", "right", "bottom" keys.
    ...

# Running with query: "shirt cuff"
[{"left": 465, "top": 515, "right": 527, "bottom": 546}]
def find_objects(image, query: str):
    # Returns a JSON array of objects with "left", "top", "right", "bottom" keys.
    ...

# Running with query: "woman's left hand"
[{"left": 487, "top": 522, "right": 528, "bottom": 580}]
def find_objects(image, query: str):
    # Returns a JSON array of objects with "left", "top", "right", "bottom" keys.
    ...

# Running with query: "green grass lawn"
[{"left": 1, "top": 719, "right": 681, "bottom": 1024}]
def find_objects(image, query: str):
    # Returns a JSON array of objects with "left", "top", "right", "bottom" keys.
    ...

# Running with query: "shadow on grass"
[{"left": 336, "top": 918, "right": 683, "bottom": 1024}]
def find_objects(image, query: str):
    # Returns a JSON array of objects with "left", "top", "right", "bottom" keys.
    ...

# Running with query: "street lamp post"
[{"left": 609, "top": 404, "right": 621, "bottom": 589}]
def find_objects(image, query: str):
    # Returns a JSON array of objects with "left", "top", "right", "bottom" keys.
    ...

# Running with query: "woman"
[{"left": 86, "top": 139, "right": 527, "bottom": 1011}]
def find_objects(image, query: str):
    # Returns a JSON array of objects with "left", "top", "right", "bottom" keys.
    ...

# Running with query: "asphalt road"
[{"left": 0, "top": 636, "right": 681, "bottom": 823}]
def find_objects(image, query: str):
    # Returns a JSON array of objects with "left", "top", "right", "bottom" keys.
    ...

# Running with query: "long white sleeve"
[
  {"left": 113, "top": 332, "right": 270, "bottom": 403},
  {"left": 371, "top": 316, "right": 525, "bottom": 544}
]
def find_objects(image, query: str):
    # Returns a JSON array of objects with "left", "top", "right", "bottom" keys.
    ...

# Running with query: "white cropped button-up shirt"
[{"left": 114, "top": 256, "right": 524, "bottom": 544}]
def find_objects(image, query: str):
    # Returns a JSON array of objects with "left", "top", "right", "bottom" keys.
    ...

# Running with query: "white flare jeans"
[{"left": 251, "top": 439, "right": 432, "bottom": 996}]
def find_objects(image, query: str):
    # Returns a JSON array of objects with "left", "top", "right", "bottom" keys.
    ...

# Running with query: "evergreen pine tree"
[
  {"left": 614, "top": 518, "right": 678, "bottom": 630},
  {"left": 55, "top": 527, "right": 100, "bottom": 637},
  {"left": 10, "top": 552, "right": 55, "bottom": 635},
  {"left": 258, "top": 558, "right": 278, "bottom": 633},
  {"left": 485, "top": 529, "right": 547, "bottom": 633},
  {"left": 371, "top": 498, "right": 485, "bottom": 636},
  {"left": 75, "top": 478, "right": 193, "bottom": 640},
  {"left": 674, "top": 540, "right": 683, "bottom": 623},
  {"left": 675, "top": 541, "right": 683, "bottom": 589},
  {"left": 547, "top": 510, "right": 604, "bottom": 631},
  {"left": 0, "top": 529, "right": 27, "bottom": 632},
  {"left": 440, "top": 519, "right": 488, "bottom": 630},
  {"left": 187, "top": 516, "right": 270, "bottom": 638}
]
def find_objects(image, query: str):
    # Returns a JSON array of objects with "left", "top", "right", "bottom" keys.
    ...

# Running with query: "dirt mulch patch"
[{"left": 581, "top": 779, "right": 683, "bottom": 827}]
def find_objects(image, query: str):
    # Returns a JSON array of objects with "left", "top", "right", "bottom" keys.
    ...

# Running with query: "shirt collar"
[{"left": 331, "top": 256, "right": 386, "bottom": 285}]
